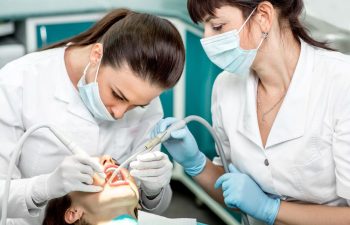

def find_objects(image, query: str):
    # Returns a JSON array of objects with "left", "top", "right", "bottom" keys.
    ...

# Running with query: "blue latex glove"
[
  {"left": 151, "top": 117, "right": 206, "bottom": 176},
  {"left": 215, "top": 164, "right": 280, "bottom": 225}
]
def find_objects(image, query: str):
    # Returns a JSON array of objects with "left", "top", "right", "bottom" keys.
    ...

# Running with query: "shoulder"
[
  {"left": 4, "top": 47, "right": 63, "bottom": 69},
  {"left": 314, "top": 46, "right": 350, "bottom": 65},
  {"left": 0, "top": 48, "right": 64, "bottom": 85},
  {"left": 302, "top": 42, "right": 350, "bottom": 94},
  {"left": 313, "top": 47, "right": 350, "bottom": 79},
  {"left": 212, "top": 70, "right": 246, "bottom": 99}
]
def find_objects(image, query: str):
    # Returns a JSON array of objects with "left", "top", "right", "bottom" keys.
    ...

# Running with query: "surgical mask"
[
  {"left": 78, "top": 60, "right": 116, "bottom": 121},
  {"left": 200, "top": 8, "right": 268, "bottom": 76}
]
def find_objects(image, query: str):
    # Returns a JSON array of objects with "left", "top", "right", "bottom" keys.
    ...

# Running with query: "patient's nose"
[{"left": 100, "top": 155, "right": 114, "bottom": 166}]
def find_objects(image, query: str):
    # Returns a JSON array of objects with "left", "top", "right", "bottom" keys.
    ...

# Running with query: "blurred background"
[{"left": 0, "top": 1, "right": 349, "bottom": 224}]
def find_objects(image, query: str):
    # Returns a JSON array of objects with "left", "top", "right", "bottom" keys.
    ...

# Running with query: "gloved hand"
[
  {"left": 215, "top": 164, "right": 280, "bottom": 225},
  {"left": 151, "top": 117, "right": 207, "bottom": 177},
  {"left": 130, "top": 151, "right": 173, "bottom": 196},
  {"left": 32, "top": 154, "right": 105, "bottom": 204}
]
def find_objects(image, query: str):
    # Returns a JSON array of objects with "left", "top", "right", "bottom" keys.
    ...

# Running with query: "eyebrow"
[{"left": 112, "top": 85, "right": 150, "bottom": 108}]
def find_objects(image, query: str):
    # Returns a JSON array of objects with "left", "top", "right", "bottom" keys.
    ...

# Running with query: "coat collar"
[
  {"left": 238, "top": 40, "right": 315, "bottom": 149},
  {"left": 53, "top": 48, "right": 96, "bottom": 124}
]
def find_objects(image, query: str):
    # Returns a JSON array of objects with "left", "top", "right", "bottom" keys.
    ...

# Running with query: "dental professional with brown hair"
[
  {"left": 152, "top": 0, "right": 350, "bottom": 224},
  {"left": 0, "top": 8, "right": 185, "bottom": 225}
]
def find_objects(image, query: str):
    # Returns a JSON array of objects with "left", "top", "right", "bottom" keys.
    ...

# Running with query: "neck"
[
  {"left": 64, "top": 45, "right": 92, "bottom": 87},
  {"left": 252, "top": 30, "right": 301, "bottom": 95},
  {"left": 86, "top": 207, "right": 136, "bottom": 225}
]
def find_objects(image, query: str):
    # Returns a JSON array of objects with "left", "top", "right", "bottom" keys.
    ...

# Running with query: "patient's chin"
[
  {"left": 86, "top": 186, "right": 138, "bottom": 214},
  {"left": 101, "top": 184, "right": 138, "bottom": 202}
]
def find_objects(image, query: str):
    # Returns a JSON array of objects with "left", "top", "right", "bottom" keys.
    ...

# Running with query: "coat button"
[{"left": 264, "top": 159, "right": 269, "bottom": 166}]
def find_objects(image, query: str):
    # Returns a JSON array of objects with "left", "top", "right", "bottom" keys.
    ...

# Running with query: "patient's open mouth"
[{"left": 104, "top": 165, "right": 129, "bottom": 186}]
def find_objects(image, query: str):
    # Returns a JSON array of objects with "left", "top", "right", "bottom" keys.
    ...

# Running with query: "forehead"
[
  {"left": 188, "top": 0, "right": 234, "bottom": 23},
  {"left": 203, "top": 5, "right": 244, "bottom": 22},
  {"left": 103, "top": 64, "right": 163, "bottom": 104}
]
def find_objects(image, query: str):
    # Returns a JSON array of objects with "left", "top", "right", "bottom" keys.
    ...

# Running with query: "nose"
[
  {"left": 203, "top": 29, "right": 210, "bottom": 38},
  {"left": 111, "top": 104, "right": 129, "bottom": 119},
  {"left": 203, "top": 26, "right": 213, "bottom": 38},
  {"left": 100, "top": 155, "right": 114, "bottom": 166}
]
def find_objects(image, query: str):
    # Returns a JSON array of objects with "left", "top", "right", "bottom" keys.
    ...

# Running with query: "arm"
[
  {"left": 0, "top": 72, "right": 40, "bottom": 218},
  {"left": 275, "top": 201, "right": 350, "bottom": 225},
  {"left": 193, "top": 159, "right": 225, "bottom": 204},
  {"left": 0, "top": 65, "right": 104, "bottom": 219},
  {"left": 128, "top": 97, "right": 172, "bottom": 214}
]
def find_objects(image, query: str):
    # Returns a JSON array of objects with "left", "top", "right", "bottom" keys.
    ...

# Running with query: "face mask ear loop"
[
  {"left": 257, "top": 32, "right": 269, "bottom": 49},
  {"left": 83, "top": 62, "right": 91, "bottom": 77},
  {"left": 238, "top": 7, "right": 257, "bottom": 34},
  {"left": 94, "top": 58, "right": 102, "bottom": 83}
]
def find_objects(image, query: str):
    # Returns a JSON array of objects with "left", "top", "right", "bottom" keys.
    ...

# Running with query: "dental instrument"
[
  {"left": 107, "top": 120, "right": 187, "bottom": 183},
  {"left": 108, "top": 115, "right": 250, "bottom": 224},
  {"left": 0, "top": 124, "right": 104, "bottom": 225},
  {"left": 108, "top": 115, "right": 228, "bottom": 184}
]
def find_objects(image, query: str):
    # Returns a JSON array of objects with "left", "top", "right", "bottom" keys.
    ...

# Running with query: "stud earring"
[{"left": 262, "top": 32, "right": 269, "bottom": 39}]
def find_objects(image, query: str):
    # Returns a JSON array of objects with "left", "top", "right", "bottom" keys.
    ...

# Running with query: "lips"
[{"left": 104, "top": 164, "right": 129, "bottom": 186}]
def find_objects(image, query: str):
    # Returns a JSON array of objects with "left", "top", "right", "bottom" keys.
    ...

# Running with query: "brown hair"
[
  {"left": 187, "top": 0, "right": 333, "bottom": 50},
  {"left": 46, "top": 8, "right": 185, "bottom": 89},
  {"left": 42, "top": 195, "right": 90, "bottom": 225},
  {"left": 42, "top": 195, "right": 138, "bottom": 225}
]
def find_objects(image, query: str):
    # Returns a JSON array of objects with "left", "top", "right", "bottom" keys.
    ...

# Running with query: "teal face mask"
[
  {"left": 200, "top": 8, "right": 268, "bottom": 77},
  {"left": 78, "top": 60, "right": 116, "bottom": 121}
]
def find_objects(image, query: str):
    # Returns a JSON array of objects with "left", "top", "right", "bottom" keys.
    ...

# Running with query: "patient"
[{"left": 42, "top": 155, "right": 140, "bottom": 225}]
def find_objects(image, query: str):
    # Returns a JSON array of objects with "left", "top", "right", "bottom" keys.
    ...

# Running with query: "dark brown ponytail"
[
  {"left": 187, "top": 0, "right": 333, "bottom": 50},
  {"left": 45, "top": 9, "right": 130, "bottom": 49},
  {"left": 286, "top": 0, "right": 333, "bottom": 50},
  {"left": 45, "top": 8, "right": 185, "bottom": 89}
]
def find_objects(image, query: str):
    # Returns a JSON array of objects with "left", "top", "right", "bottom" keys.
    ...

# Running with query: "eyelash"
[
  {"left": 213, "top": 24, "right": 223, "bottom": 31},
  {"left": 112, "top": 91, "right": 124, "bottom": 101},
  {"left": 112, "top": 91, "right": 146, "bottom": 108},
  {"left": 112, "top": 157, "right": 119, "bottom": 165}
]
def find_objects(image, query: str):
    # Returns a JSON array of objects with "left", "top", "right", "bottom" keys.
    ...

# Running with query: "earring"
[{"left": 262, "top": 32, "right": 269, "bottom": 39}]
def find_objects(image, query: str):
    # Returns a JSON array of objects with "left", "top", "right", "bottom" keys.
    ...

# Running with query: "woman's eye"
[
  {"left": 212, "top": 24, "right": 223, "bottom": 31},
  {"left": 112, "top": 91, "right": 123, "bottom": 101}
]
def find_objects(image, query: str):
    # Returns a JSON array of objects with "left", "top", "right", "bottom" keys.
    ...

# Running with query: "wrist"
[
  {"left": 141, "top": 184, "right": 162, "bottom": 198},
  {"left": 30, "top": 175, "right": 50, "bottom": 206},
  {"left": 265, "top": 198, "right": 281, "bottom": 225},
  {"left": 183, "top": 150, "right": 207, "bottom": 176}
]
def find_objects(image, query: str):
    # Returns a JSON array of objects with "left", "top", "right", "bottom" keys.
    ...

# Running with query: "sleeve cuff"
[
  {"left": 4, "top": 178, "right": 43, "bottom": 218},
  {"left": 336, "top": 178, "right": 350, "bottom": 200},
  {"left": 25, "top": 175, "right": 48, "bottom": 214},
  {"left": 140, "top": 184, "right": 172, "bottom": 214},
  {"left": 212, "top": 156, "right": 223, "bottom": 166}
]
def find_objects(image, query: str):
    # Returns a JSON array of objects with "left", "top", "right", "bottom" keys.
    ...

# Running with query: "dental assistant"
[
  {"left": 153, "top": 0, "right": 350, "bottom": 224},
  {"left": 0, "top": 9, "right": 184, "bottom": 225}
]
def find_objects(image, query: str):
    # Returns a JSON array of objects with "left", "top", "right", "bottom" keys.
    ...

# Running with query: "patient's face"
[{"left": 69, "top": 155, "right": 139, "bottom": 214}]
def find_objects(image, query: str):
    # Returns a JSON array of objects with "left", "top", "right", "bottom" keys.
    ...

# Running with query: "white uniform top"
[
  {"left": 0, "top": 47, "right": 171, "bottom": 225},
  {"left": 212, "top": 40, "right": 350, "bottom": 207}
]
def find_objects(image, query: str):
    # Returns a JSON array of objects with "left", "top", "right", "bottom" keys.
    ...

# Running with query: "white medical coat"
[
  {"left": 0, "top": 47, "right": 172, "bottom": 224},
  {"left": 212, "top": 40, "right": 350, "bottom": 209}
]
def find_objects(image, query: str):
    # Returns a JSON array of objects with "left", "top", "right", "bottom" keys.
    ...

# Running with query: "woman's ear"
[
  {"left": 256, "top": 1, "right": 275, "bottom": 33},
  {"left": 64, "top": 206, "right": 84, "bottom": 224},
  {"left": 89, "top": 43, "right": 103, "bottom": 65}
]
